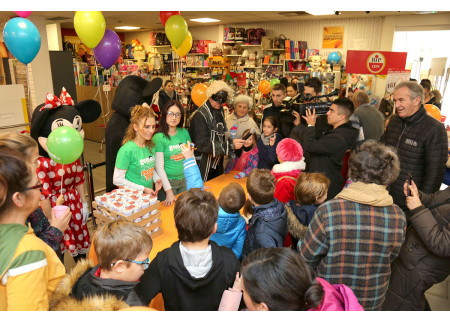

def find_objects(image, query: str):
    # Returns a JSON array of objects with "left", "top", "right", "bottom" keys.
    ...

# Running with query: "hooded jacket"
[
  {"left": 304, "top": 121, "right": 359, "bottom": 199},
  {"left": 242, "top": 199, "right": 288, "bottom": 259},
  {"left": 382, "top": 105, "right": 448, "bottom": 210},
  {"left": 271, "top": 159, "right": 306, "bottom": 203},
  {"left": 135, "top": 240, "right": 241, "bottom": 311},
  {"left": 49, "top": 259, "right": 143, "bottom": 310},
  {"left": 257, "top": 132, "right": 283, "bottom": 170},
  {"left": 210, "top": 207, "right": 247, "bottom": 260},
  {"left": 383, "top": 187, "right": 450, "bottom": 311},
  {"left": 285, "top": 201, "right": 318, "bottom": 241}
]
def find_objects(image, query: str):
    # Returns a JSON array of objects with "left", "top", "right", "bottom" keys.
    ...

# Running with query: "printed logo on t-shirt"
[
  {"left": 141, "top": 167, "right": 155, "bottom": 181},
  {"left": 140, "top": 155, "right": 155, "bottom": 166},
  {"left": 169, "top": 144, "right": 184, "bottom": 162}
]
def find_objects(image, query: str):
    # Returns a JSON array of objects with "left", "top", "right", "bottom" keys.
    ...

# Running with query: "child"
[
  {"left": 49, "top": 220, "right": 153, "bottom": 310},
  {"left": 113, "top": 105, "right": 162, "bottom": 196},
  {"left": 135, "top": 188, "right": 241, "bottom": 311},
  {"left": 271, "top": 138, "right": 306, "bottom": 203},
  {"left": 225, "top": 128, "right": 259, "bottom": 179},
  {"left": 257, "top": 116, "right": 282, "bottom": 170},
  {"left": 241, "top": 169, "right": 288, "bottom": 259},
  {"left": 219, "top": 248, "right": 363, "bottom": 311},
  {"left": 210, "top": 183, "right": 247, "bottom": 260},
  {"left": 285, "top": 172, "right": 330, "bottom": 248}
]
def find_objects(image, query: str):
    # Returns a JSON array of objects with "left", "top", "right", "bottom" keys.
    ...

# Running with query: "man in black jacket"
[
  {"left": 301, "top": 98, "right": 359, "bottom": 199},
  {"left": 382, "top": 81, "right": 448, "bottom": 211}
]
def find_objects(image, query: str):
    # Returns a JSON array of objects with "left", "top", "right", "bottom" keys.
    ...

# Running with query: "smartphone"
[{"left": 407, "top": 173, "right": 412, "bottom": 196}]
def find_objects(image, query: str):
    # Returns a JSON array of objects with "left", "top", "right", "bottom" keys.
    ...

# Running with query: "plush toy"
[
  {"left": 355, "top": 74, "right": 372, "bottom": 96},
  {"left": 131, "top": 39, "right": 144, "bottom": 52},
  {"left": 105, "top": 76, "right": 163, "bottom": 192},
  {"left": 309, "top": 55, "right": 322, "bottom": 73},
  {"left": 30, "top": 88, "right": 101, "bottom": 260},
  {"left": 321, "top": 60, "right": 332, "bottom": 73}
]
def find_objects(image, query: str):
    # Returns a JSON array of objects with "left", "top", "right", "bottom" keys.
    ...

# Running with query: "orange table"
[{"left": 88, "top": 171, "right": 247, "bottom": 310}]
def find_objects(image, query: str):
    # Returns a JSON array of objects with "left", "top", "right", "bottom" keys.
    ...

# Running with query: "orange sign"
[{"left": 322, "top": 27, "right": 344, "bottom": 48}]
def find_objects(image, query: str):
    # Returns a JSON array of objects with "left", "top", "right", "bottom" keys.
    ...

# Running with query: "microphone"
[{"left": 241, "top": 128, "right": 256, "bottom": 141}]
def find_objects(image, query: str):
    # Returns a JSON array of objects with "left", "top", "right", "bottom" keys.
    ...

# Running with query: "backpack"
[
  {"left": 155, "top": 33, "right": 168, "bottom": 46},
  {"left": 255, "top": 28, "right": 266, "bottom": 44},
  {"left": 246, "top": 28, "right": 256, "bottom": 44},
  {"left": 224, "top": 27, "right": 235, "bottom": 41},
  {"left": 235, "top": 28, "right": 245, "bottom": 41}
]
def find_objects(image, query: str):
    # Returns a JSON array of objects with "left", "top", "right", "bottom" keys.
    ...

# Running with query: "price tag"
[{"left": 103, "top": 83, "right": 111, "bottom": 92}]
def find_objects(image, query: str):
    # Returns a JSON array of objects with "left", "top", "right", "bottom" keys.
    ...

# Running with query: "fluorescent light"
[
  {"left": 305, "top": 10, "right": 335, "bottom": 16},
  {"left": 190, "top": 18, "right": 220, "bottom": 23},
  {"left": 115, "top": 26, "right": 141, "bottom": 30}
]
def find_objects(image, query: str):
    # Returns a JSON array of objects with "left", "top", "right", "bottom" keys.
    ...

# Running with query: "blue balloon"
[
  {"left": 327, "top": 51, "right": 342, "bottom": 66},
  {"left": 3, "top": 17, "right": 41, "bottom": 64}
]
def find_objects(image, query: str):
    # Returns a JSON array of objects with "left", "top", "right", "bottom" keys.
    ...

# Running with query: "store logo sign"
[{"left": 366, "top": 52, "right": 386, "bottom": 74}]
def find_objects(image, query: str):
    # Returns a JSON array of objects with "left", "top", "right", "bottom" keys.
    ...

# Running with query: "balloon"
[
  {"left": 47, "top": 126, "right": 84, "bottom": 165},
  {"left": 258, "top": 80, "right": 271, "bottom": 94},
  {"left": 165, "top": 15, "right": 188, "bottom": 49},
  {"left": 191, "top": 83, "right": 208, "bottom": 106},
  {"left": 14, "top": 11, "right": 32, "bottom": 18},
  {"left": 159, "top": 11, "right": 181, "bottom": 27},
  {"left": 172, "top": 31, "right": 193, "bottom": 57},
  {"left": 424, "top": 104, "right": 442, "bottom": 121},
  {"left": 3, "top": 17, "right": 41, "bottom": 64},
  {"left": 93, "top": 29, "right": 121, "bottom": 69},
  {"left": 74, "top": 11, "right": 106, "bottom": 48},
  {"left": 270, "top": 78, "right": 280, "bottom": 88}
]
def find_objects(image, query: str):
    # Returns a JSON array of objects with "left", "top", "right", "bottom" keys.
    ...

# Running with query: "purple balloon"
[{"left": 93, "top": 29, "right": 121, "bottom": 69}]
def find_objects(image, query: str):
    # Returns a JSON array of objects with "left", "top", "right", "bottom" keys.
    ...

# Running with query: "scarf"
[
  {"left": 260, "top": 133, "right": 272, "bottom": 145},
  {"left": 164, "top": 89, "right": 174, "bottom": 99},
  {"left": 335, "top": 181, "right": 393, "bottom": 207}
]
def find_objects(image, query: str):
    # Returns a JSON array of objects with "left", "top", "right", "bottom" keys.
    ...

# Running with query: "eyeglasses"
[
  {"left": 167, "top": 111, "right": 182, "bottom": 119},
  {"left": 23, "top": 181, "right": 43, "bottom": 192},
  {"left": 111, "top": 257, "right": 150, "bottom": 270}
]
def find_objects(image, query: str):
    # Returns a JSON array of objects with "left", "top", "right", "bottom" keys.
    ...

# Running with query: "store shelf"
[
  {"left": 262, "top": 63, "right": 283, "bottom": 66},
  {"left": 241, "top": 44, "right": 261, "bottom": 47},
  {"left": 284, "top": 71, "right": 309, "bottom": 74},
  {"left": 186, "top": 66, "right": 210, "bottom": 68},
  {"left": 148, "top": 45, "right": 171, "bottom": 48},
  {"left": 188, "top": 76, "right": 212, "bottom": 79},
  {"left": 225, "top": 55, "right": 242, "bottom": 57},
  {"left": 263, "top": 48, "right": 284, "bottom": 51},
  {"left": 285, "top": 59, "right": 307, "bottom": 62},
  {"left": 242, "top": 66, "right": 264, "bottom": 69},
  {"left": 187, "top": 53, "right": 209, "bottom": 56}
]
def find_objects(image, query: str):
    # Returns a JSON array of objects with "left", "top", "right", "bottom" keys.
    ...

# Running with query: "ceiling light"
[
  {"left": 115, "top": 26, "right": 141, "bottom": 30},
  {"left": 305, "top": 10, "right": 336, "bottom": 16},
  {"left": 190, "top": 18, "right": 220, "bottom": 23}
]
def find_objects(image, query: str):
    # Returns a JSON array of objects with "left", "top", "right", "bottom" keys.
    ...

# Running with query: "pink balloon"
[{"left": 14, "top": 11, "right": 32, "bottom": 18}]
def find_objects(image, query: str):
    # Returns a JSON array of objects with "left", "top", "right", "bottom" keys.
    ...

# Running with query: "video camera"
[{"left": 284, "top": 88, "right": 339, "bottom": 116}]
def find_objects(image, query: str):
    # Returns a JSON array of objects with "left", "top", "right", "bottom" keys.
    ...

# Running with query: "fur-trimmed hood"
[
  {"left": 49, "top": 259, "right": 130, "bottom": 311},
  {"left": 271, "top": 159, "right": 306, "bottom": 177}
]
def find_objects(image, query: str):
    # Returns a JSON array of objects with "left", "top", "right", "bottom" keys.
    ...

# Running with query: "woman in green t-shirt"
[
  {"left": 153, "top": 100, "right": 191, "bottom": 206},
  {"left": 113, "top": 105, "right": 162, "bottom": 196}
]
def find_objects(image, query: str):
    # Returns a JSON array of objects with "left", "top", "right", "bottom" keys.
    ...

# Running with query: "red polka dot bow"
[{"left": 40, "top": 87, "right": 74, "bottom": 111}]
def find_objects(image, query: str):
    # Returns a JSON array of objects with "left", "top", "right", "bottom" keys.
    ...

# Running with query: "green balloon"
[
  {"left": 270, "top": 78, "right": 280, "bottom": 88},
  {"left": 47, "top": 126, "right": 84, "bottom": 165},
  {"left": 165, "top": 15, "right": 188, "bottom": 49}
]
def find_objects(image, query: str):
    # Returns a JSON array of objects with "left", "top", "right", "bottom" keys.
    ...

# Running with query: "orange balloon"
[
  {"left": 258, "top": 80, "right": 271, "bottom": 94},
  {"left": 425, "top": 104, "right": 441, "bottom": 121},
  {"left": 191, "top": 83, "right": 208, "bottom": 106}
]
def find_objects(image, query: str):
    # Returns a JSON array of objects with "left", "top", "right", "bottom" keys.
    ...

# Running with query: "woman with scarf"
[
  {"left": 226, "top": 94, "right": 260, "bottom": 140},
  {"left": 158, "top": 80, "right": 180, "bottom": 114}
]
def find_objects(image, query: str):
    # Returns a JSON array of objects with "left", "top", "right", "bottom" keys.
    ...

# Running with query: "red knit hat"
[{"left": 276, "top": 138, "right": 304, "bottom": 162}]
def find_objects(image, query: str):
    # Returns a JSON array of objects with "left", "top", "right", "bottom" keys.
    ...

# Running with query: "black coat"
[
  {"left": 256, "top": 133, "right": 282, "bottom": 170},
  {"left": 303, "top": 121, "right": 359, "bottom": 199},
  {"left": 135, "top": 240, "right": 240, "bottom": 311},
  {"left": 242, "top": 198, "right": 288, "bottom": 259},
  {"left": 382, "top": 106, "right": 448, "bottom": 210},
  {"left": 382, "top": 187, "right": 450, "bottom": 310},
  {"left": 158, "top": 90, "right": 179, "bottom": 110}
]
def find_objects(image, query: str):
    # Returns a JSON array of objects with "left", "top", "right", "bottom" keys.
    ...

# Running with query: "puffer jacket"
[
  {"left": 241, "top": 199, "right": 288, "bottom": 259},
  {"left": 382, "top": 105, "right": 448, "bottom": 211},
  {"left": 382, "top": 187, "right": 450, "bottom": 311}
]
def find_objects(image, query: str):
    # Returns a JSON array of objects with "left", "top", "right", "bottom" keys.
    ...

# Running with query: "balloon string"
[
  {"left": 60, "top": 165, "right": 64, "bottom": 197},
  {"left": 25, "top": 64, "right": 31, "bottom": 112}
]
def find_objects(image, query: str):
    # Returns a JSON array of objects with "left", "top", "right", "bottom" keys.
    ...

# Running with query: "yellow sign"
[
  {"left": 323, "top": 27, "right": 344, "bottom": 49},
  {"left": 207, "top": 56, "right": 231, "bottom": 67}
]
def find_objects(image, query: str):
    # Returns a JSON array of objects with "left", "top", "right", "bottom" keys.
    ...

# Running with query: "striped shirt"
[{"left": 299, "top": 198, "right": 406, "bottom": 311}]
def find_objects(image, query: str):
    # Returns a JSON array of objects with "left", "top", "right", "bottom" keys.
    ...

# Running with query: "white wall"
[{"left": 46, "top": 23, "right": 63, "bottom": 51}]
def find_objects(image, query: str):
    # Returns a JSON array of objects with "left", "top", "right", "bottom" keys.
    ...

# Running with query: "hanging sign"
[{"left": 346, "top": 50, "right": 407, "bottom": 75}]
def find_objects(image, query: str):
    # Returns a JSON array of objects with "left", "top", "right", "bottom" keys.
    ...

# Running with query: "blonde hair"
[
  {"left": 122, "top": 105, "right": 156, "bottom": 148},
  {"left": 0, "top": 132, "right": 38, "bottom": 160},
  {"left": 294, "top": 172, "right": 330, "bottom": 205},
  {"left": 93, "top": 220, "right": 153, "bottom": 271}
]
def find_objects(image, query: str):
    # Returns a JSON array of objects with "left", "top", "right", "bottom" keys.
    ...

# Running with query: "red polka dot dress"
[{"left": 37, "top": 157, "right": 90, "bottom": 256}]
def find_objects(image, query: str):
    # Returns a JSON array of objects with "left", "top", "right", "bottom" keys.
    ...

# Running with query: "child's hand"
[
  {"left": 233, "top": 138, "right": 245, "bottom": 150},
  {"left": 231, "top": 272, "right": 242, "bottom": 292},
  {"left": 181, "top": 143, "right": 194, "bottom": 160},
  {"left": 56, "top": 194, "right": 65, "bottom": 206},
  {"left": 269, "top": 134, "right": 276, "bottom": 146}
]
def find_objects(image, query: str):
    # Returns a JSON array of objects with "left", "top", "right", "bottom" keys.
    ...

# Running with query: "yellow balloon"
[
  {"left": 174, "top": 31, "right": 193, "bottom": 57},
  {"left": 74, "top": 11, "right": 106, "bottom": 49}
]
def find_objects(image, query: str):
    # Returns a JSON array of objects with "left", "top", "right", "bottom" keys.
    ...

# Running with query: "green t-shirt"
[
  {"left": 153, "top": 128, "right": 191, "bottom": 180},
  {"left": 115, "top": 140, "right": 156, "bottom": 188}
]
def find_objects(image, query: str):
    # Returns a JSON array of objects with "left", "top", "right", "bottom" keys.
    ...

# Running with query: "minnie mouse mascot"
[{"left": 30, "top": 88, "right": 101, "bottom": 262}]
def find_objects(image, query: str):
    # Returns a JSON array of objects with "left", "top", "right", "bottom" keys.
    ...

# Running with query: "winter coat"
[
  {"left": 303, "top": 121, "right": 359, "bottom": 199},
  {"left": 257, "top": 133, "right": 283, "bottom": 170},
  {"left": 49, "top": 259, "right": 144, "bottom": 310},
  {"left": 225, "top": 146, "right": 259, "bottom": 179},
  {"left": 135, "top": 240, "right": 241, "bottom": 311},
  {"left": 182, "top": 157, "right": 203, "bottom": 190},
  {"left": 285, "top": 201, "right": 318, "bottom": 242},
  {"left": 383, "top": 187, "right": 450, "bottom": 311},
  {"left": 382, "top": 105, "right": 448, "bottom": 210},
  {"left": 218, "top": 277, "right": 363, "bottom": 311},
  {"left": 226, "top": 112, "right": 261, "bottom": 139},
  {"left": 271, "top": 159, "right": 306, "bottom": 203},
  {"left": 241, "top": 199, "right": 288, "bottom": 259},
  {"left": 210, "top": 207, "right": 247, "bottom": 260},
  {"left": 158, "top": 90, "right": 179, "bottom": 111}
]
